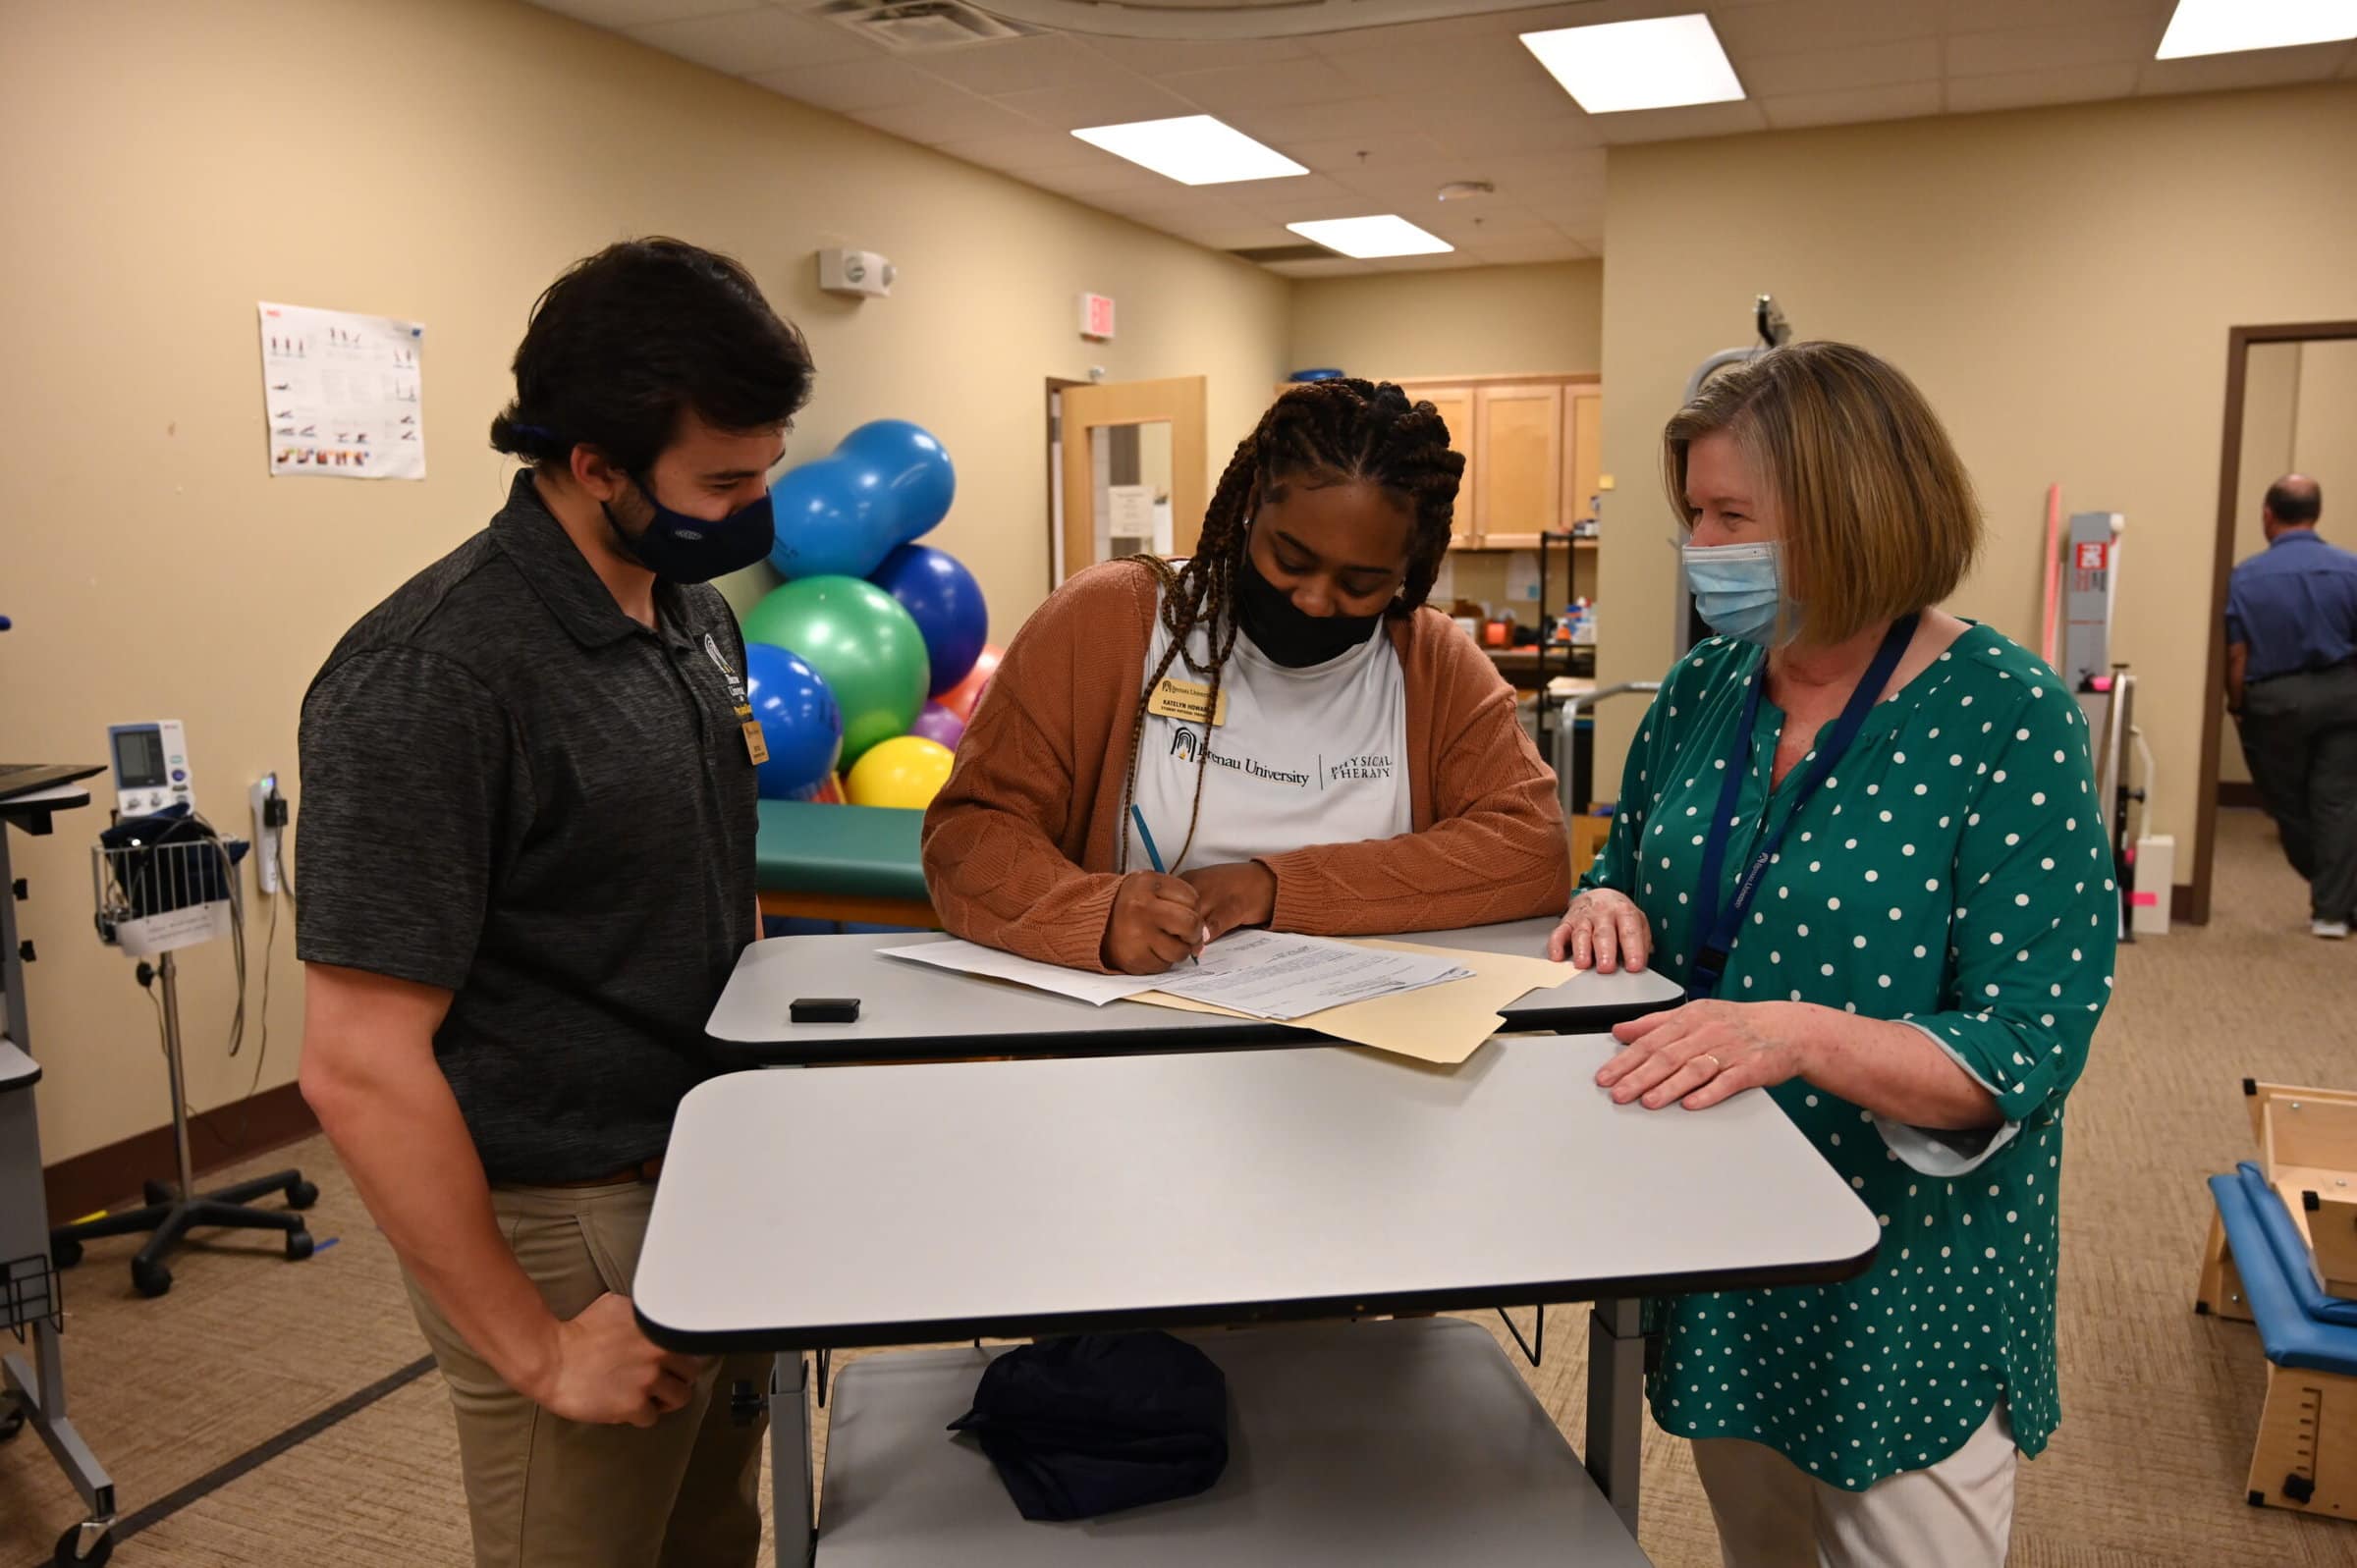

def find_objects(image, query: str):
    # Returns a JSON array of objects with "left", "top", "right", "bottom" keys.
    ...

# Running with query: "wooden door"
[
  {"left": 1057, "top": 376, "right": 1208, "bottom": 584},
  {"left": 1473, "top": 383, "right": 1564, "bottom": 548}
]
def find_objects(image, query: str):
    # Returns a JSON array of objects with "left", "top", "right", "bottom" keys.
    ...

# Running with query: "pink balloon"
[{"left": 907, "top": 701, "right": 966, "bottom": 751}]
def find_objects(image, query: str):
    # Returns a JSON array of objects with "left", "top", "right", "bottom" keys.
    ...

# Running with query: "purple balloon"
[{"left": 907, "top": 701, "right": 967, "bottom": 751}]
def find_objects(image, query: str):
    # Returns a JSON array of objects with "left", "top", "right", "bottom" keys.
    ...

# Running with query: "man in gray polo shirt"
[{"left": 297, "top": 239, "right": 811, "bottom": 1567}]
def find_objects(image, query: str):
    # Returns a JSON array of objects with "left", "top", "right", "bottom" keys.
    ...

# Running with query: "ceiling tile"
[
  {"left": 2344, "top": 41, "right": 2357, "bottom": 78},
  {"left": 1227, "top": 96, "right": 1428, "bottom": 142},
  {"left": 623, "top": 8, "right": 868, "bottom": 75},
  {"left": 1936, "top": 0, "right": 2171, "bottom": 27},
  {"left": 909, "top": 35, "right": 1108, "bottom": 96},
  {"left": 1462, "top": 234, "right": 1593, "bottom": 264},
  {"left": 1761, "top": 78, "right": 1943, "bottom": 128},
  {"left": 1592, "top": 99, "right": 1771, "bottom": 144},
  {"left": 531, "top": 0, "right": 754, "bottom": 28},
  {"left": 1022, "top": 159, "right": 1167, "bottom": 198},
  {"left": 851, "top": 94, "right": 1039, "bottom": 147},
  {"left": 1083, "top": 34, "right": 1314, "bottom": 73},
  {"left": 1944, "top": 18, "right": 2161, "bottom": 78},
  {"left": 2136, "top": 41, "right": 2352, "bottom": 96},
  {"left": 1941, "top": 60, "right": 2139, "bottom": 113},
  {"left": 1412, "top": 102, "right": 1607, "bottom": 156},
  {"left": 992, "top": 78, "right": 1200, "bottom": 132},
  {"left": 1280, "top": 130, "right": 1448, "bottom": 173},
  {"left": 1268, "top": 257, "right": 1375, "bottom": 279},
  {"left": 748, "top": 55, "right": 942, "bottom": 112},
  {"left": 1736, "top": 36, "right": 1941, "bottom": 97},
  {"left": 943, "top": 129, "right": 1111, "bottom": 173},
  {"left": 1712, "top": 0, "right": 1944, "bottom": 59},
  {"left": 1233, "top": 172, "right": 1368, "bottom": 219},
  {"left": 1162, "top": 57, "right": 1368, "bottom": 116}
]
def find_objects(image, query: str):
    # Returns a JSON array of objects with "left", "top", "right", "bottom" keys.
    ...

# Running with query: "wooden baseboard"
[
  {"left": 2220, "top": 782, "right": 2264, "bottom": 810},
  {"left": 2172, "top": 884, "right": 2197, "bottom": 925},
  {"left": 42, "top": 1081, "right": 318, "bottom": 1227}
]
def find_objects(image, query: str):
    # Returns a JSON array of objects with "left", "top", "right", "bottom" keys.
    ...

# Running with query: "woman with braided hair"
[{"left": 922, "top": 378, "right": 1570, "bottom": 975}]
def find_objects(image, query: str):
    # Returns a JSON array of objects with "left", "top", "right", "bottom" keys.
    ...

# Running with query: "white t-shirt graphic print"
[{"left": 1129, "top": 593, "right": 1411, "bottom": 872}]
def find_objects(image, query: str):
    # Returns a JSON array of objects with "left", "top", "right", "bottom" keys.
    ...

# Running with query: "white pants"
[{"left": 1689, "top": 1402, "right": 2016, "bottom": 1568}]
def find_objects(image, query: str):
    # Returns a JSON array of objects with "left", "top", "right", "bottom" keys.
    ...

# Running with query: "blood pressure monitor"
[{"left": 107, "top": 720, "right": 194, "bottom": 817}]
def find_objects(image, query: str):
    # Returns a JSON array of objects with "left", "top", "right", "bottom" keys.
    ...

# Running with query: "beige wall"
[
  {"left": 1596, "top": 84, "right": 2357, "bottom": 884},
  {"left": 2297, "top": 340, "right": 2357, "bottom": 512},
  {"left": 1289, "top": 261, "right": 1604, "bottom": 381},
  {"left": 1, "top": 0, "right": 1289, "bottom": 1163}
]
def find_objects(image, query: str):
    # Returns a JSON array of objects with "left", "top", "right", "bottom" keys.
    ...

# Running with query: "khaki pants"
[
  {"left": 1689, "top": 1402, "right": 2016, "bottom": 1568},
  {"left": 402, "top": 1180, "right": 771, "bottom": 1568}
]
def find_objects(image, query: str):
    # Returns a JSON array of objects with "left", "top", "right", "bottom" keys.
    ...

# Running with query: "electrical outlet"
[{"left": 249, "top": 775, "right": 282, "bottom": 894}]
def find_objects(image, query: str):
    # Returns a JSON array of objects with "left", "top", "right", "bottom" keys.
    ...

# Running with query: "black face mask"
[
  {"left": 602, "top": 472, "right": 776, "bottom": 584},
  {"left": 1233, "top": 549, "right": 1386, "bottom": 668}
]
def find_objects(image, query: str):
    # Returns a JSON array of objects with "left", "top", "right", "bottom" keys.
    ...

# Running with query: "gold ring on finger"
[{"left": 1699, "top": 1054, "right": 1723, "bottom": 1073}]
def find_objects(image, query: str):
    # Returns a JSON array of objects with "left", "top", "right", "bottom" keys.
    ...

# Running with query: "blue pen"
[{"left": 1129, "top": 803, "right": 1202, "bottom": 964}]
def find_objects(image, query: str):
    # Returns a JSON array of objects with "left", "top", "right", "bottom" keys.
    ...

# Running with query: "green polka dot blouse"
[{"left": 1581, "top": 623, "right": 2115, "bottom": 1490}]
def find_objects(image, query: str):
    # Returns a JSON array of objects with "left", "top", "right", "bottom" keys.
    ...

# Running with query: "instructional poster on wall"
[{"left": 256, "top": 301, "right": 426, "bottom": 479}]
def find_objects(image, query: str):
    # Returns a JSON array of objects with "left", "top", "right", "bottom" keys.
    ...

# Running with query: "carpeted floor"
[{"left": 4, "top": 806, "right": 2353, "bottom": 1567}]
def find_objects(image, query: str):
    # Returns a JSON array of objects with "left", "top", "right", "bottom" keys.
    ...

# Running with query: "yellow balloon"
[{"left": 845, "top": 735, "right": 956, "bottom": 811}]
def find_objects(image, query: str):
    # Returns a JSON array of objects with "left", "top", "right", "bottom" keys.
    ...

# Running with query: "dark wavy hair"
[{"left": 489, "top": 238, "right": 813, "bottom": 473}]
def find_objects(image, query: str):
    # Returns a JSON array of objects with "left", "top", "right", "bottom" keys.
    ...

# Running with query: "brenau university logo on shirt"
[{"left": 1168, "top": 727, "right": 1393, "bottom": 791}]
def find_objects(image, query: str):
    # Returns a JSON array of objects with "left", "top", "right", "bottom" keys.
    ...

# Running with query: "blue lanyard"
[{"left": 1684, "top": 615, "right": 1919, "bottom": 1000}]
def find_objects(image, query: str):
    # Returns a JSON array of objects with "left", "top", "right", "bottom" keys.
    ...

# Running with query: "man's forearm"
[{"left": 304, "top": 1047, "right": 560, "bottom": 1398}]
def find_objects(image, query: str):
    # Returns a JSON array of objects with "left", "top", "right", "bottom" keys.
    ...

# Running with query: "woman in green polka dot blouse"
[{"left": 1549, "top": 344, "right": 2114, "bottom": 1567}]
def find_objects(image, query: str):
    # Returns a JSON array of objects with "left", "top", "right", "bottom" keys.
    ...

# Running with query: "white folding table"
[
  {"left": 636, "top": 1040, "right": 1880, "bottom": 1565},
  {"left": 703, "top": 916, "right": 1686, "bottom": 1066}
]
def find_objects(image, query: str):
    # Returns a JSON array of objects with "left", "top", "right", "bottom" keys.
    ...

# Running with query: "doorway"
[
  {"left": 1048, "top": 375, "right": 1208, "bottom": 588},
  {"left": 2192, "top": 320, "right": 2357, "bottom": 924}
]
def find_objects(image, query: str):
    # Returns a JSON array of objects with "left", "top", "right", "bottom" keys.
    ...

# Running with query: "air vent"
[
  {"left": 806, "top": 0, "right": 1037, "bottom": 51},
  {"left": 1229, "top": 243, "right": 1340, "bottom": 263}
]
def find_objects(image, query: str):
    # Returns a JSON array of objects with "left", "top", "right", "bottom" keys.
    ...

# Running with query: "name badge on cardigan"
[{"left": 1146, "top": 676, "right": 1229, "bottom": 727}]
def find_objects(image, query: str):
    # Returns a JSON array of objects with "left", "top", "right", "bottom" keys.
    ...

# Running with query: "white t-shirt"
[{"left": 1128, "top": 595, "right": 1411, "bottom": 872}]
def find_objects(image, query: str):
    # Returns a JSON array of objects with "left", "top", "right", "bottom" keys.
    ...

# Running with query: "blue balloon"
[
  {"left": 870, "top": 543, "right": 989, "bottom": 697},
  {"left": 767, "top": 458, "right": 900, "bottom": 581},
  {"left": 837, "top": 420, "right": 957, "bottom": 544},
  {"left": 743, "top": 641, "right": 843, "bottom": 798}
]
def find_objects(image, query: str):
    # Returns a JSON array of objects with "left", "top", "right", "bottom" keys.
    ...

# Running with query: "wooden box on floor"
[{"left": 2194, "top": 1080, "right": 2357, "bottom": 1520}]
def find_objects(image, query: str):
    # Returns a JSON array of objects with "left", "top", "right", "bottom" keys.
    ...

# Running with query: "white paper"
[
  {"left": 879, "top": 940, "right": 1164, "bottom": 1006},
  {"left": 258, "top": 301, "right": 426, "bottom": 480},
  {"left": 1151, "top": 931, "right": 1471, "bottom": 1021}
]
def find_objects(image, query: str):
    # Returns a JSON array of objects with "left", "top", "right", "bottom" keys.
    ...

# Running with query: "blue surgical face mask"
[
  {"left": 1682, "top": 540, "right": 1792, "bottom": 647},
  {"left": 605, "top": 474, "right": 776, "bottom": 584}
]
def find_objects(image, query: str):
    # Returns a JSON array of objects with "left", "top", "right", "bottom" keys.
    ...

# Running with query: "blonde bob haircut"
[{"left": 1666, "top": 341, "right": 1981, "bottom": 648}]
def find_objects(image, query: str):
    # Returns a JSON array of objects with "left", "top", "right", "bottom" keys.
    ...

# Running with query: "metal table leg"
[
  {"left": 1585, "top": 1296, "right": 1645, "bottom": 1537},
  {"left": 773, "top": 1351, "right": 813, "bottom": 1566}
]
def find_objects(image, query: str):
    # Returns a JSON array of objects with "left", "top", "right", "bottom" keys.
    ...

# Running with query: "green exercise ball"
[{"left": 742, "top": 576, "right": 931, "bottom": 766}]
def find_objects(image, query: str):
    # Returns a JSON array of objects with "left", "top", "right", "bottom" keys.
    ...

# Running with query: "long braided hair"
[{"left": 1117, "top": 378, "right": 1465, "bottom": 872}]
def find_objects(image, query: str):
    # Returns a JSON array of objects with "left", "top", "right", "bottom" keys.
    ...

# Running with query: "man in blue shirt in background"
[{"left": 2226, "top": 474, "right": 2357, "bottom": 938}]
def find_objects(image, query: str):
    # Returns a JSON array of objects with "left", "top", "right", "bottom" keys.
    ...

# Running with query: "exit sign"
[{"left": 1079, "top": 293, "right": 1116, "bottom": 341}]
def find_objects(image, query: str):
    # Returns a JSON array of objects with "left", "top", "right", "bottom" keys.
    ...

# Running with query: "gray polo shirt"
[{"left": 296, "top": 471, "right": 758, "bottom": 1182}]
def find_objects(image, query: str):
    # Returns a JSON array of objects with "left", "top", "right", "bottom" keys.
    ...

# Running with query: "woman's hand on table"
[
  {"left": 1548, "top": 889, "right": 1652, "bottom": 973},
  {"left": 1598, "top": 1000, "right": 1812, "bottom": 1110},
  {"left": 1102, "top": 872, "right": 1208, "bottom": 974},
  {"left": 1180, "top": 860, "right": 1278, "bottom": 943}
]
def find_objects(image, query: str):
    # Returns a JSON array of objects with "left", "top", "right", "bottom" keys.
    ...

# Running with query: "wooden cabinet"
[{"left": 1400, "top": 375, "right": 1601, "bottom": 549}]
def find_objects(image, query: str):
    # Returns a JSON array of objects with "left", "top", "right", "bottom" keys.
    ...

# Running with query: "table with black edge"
[{"left": 641, "top": 919, "right": 1879, "bottom": 1565}]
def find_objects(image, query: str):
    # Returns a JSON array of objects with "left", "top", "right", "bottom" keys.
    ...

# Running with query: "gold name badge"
[
  {"left": 1146, "top": 676, "right": 1228, "bottom": 727},
  {"left": 741, "top": 721, "right": 770, "bottom": 766}
]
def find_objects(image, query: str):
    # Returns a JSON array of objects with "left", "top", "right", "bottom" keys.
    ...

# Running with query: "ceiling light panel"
[
  {"left": 1287, "top": 214, "right": 1454, "bottom": 258},
  {"left": 1519, "top": 14, "right": 1745, "bottom": 114},
  {"left": 2155, "top": 0, "right": 2357, "bottom": 58},
  {"left": 1070, "top": 115, "right": 1307, "bottom": 185}
]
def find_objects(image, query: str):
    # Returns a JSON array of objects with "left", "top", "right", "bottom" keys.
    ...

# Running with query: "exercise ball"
[
  {"left": 837, "top": 420, "right": 956, "bottom": 543},
  {"left": 936, "top": 643, "right": 1002, "bottom": 723},
  {"left": 871, "top": 544, "right": 988, "bottom": 696},
  {"left": 787, "top": 772, "right": 844, "bottom": 804},
  {"left": 907, "top": 701, "right": 966, "bottom": 751},
  {"left": 742, "top": 576, "right": 931, "bottom": 765},
  {"left": 767, "top": 457, "right": 900, "bottom": 581},
  {"left": 845, "top": 735, "right": 955, "bottom": 810},
  {"left": 743, "top": 642, "right": 843, "bottom": 799}
]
